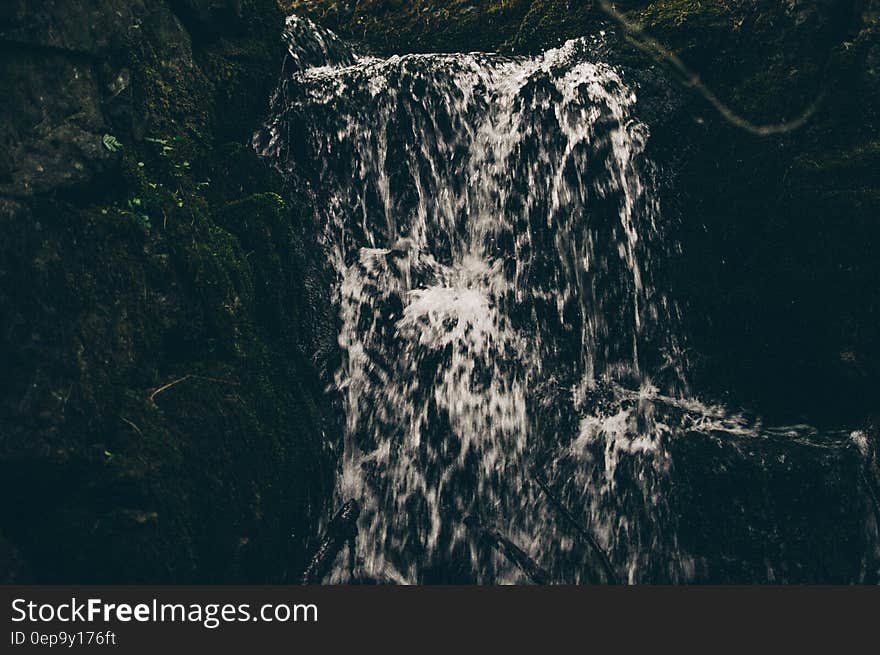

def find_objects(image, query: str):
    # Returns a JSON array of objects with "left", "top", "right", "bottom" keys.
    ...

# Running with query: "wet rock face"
[
  {"left": 672, "top": 428, "right": 877, "bottom": 583},
  {"left": 0, "top": 1, "right": 334, "bottom": 583}
]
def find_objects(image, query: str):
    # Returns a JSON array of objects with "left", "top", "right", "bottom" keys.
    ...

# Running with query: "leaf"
[{"left": 102, "top": 134, "right": 123, "bottom": 152}]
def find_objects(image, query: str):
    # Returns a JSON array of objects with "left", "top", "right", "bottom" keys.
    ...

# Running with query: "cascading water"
[{"left": 257, "top": 16, "right": 880, "bottom": 584}]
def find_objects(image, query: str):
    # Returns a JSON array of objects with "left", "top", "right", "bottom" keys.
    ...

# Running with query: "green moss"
[{"left": 635, "top": 0, "right": 728, "bottom": 28}]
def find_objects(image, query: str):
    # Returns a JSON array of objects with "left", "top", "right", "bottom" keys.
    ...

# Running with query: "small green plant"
[
  {"left": 102, "top": 134, "right": 123, "bottom": 152},
  {"left": 126, "top": 197, "right": 152, "bottom": 230},
  {"left": 145, "top": 136, "right": 176, "bottom": 156}
]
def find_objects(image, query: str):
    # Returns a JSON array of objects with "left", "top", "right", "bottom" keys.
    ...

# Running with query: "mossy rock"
[{"left": 0, "top": 1, "right": 335, "bottom": 582}]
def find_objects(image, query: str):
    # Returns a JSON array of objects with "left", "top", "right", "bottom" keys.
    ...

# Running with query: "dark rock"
[
  {"left": 0, "top": 0, "right": 146, "bottom": 54},
  {"left": 0, "top": 52, "right": 110, "bottom": 196},
  {"left": 169, "top": 0, "right": 247, "bottom": 38},
  {"left": 671, "top": 425, "right": 878, "bottom": 583}
]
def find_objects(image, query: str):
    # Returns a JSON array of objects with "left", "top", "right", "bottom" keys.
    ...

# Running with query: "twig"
[
  {"left": 149, "top": 375, "right": 194, "bottom": 403},
  {"left": 596, "top": 0, "right": 824, "bottom": 136},
  {"left": 148, "top": 374, "right": 239, "bottom": 403},
  {"left": 301, "top": 499, "right": 361, "bottom": 584},
  {"left": 119, "top": 416, "right": 143, "bottom": 435},
  {"left": 532, "top": 469, "right": 619, "bottom": 584},
  {"left": 465, "top": 516, "right": 552, "bottom": 584}
]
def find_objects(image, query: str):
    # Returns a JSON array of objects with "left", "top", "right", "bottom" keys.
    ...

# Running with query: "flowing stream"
[{"left": 257, "top": 16, "right": 880, "bottom": 584}]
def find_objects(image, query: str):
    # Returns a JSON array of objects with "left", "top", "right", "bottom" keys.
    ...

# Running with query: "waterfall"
[{"left": 257, "top": 16, "right": 880, "bottom": 584}]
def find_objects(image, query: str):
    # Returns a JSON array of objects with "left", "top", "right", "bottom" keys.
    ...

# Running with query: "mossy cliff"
[
  {"left": 290, "top": 0, "right": 880, "bottom": 426},
  {"left": 0, "top": 1, "right": 335, "bottom": 583}
]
